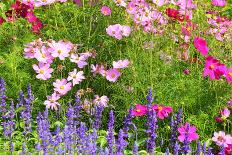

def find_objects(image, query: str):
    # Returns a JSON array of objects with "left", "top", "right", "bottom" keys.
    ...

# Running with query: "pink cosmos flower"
[
  {"left": 24, "top": 47, "right": 40, "bottom": 59},
  {"left": 113, "top": 59, "right": 130, "bottom": 69},
  {"left": 53, "top": 79, "right": 72, "bottom": 95},
  {"left": 49, "top": 41, "right": 71, "bottom": 60},
  {"left": 212, "top": 0, "right": 226, "bottom": 7},
  {"left": 121, "top": 26, "right": 131, "bottom": 37},
  {"left": 44, "top": 93, "right": 60, "bottom": 110},
  {"left": 176, "top": 0, "right": 196, "bottom": 10},
  {"left": 126, "top": 2, "right": 137, "bottom": 14},
  {"left": 193, "top": 37, "right": 209, "bottom": 57},
  {"left": 106, "top": 24, "right": 123, "bottom": 40},
  {"left": 105, "top": 68, "right": 121, "bottom": 82},
  {"left": 114, "top": 0, "right": 127, "bottom": 7},
  {"left": 25, "top": 12, "right": 38, "bottom": 23},
  {"left": 91, "top": 64, "right": 106, "bottom": 76},
  {"left": 32, "top": 63, "right": 53, "bottom": 80},
  {"left": 101, "top": 6, "right": 112, "bottom": 16},
  {"left": 212, "top": 131, "right": 232, "bottom": 147},
  {"left": 34, "top": 0, "right": 56, "bottom": 7},
  {"left": 93, "top": 95, "right": 109, "bottom": 107},
  {"left": 153, "top": 0, "right": 168, "bottom": 6},
  {"left": 178, "top": 122, "right": 199, "bottom": 142},
  {"left": 34, "top": 46, "right": 54, "bottom": 64},
  {"left": 31, "top": 19, "right": 43, "bottom": 33},
  {"left": 22, "top": 0, "right": 35, "bottom": 7},
  {"left": 220, "top": 108, "right": 230, "bottom": 120},
  {"left": 203, "top": 56, "right": 226, "bottom": 80},
  {"left": 67, "top": 69, "right": 85, "bottom": 86},
  {"left": 132, "top": 104, "right": 148, "bottom": 116},
  {"left": 152, "top": 104, "right": 173, "bottom": 119},
  {"left": 73, "top": 0, "right": 82, "bottom": 6},
  {"left": 225, "top": 68, "right": 232, "bottom": 83},
  {"left": 70, "top": 54, "right": 88, "bottom": 68}
]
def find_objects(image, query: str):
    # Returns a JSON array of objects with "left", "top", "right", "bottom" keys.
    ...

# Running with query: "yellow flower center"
[
  {"left": 42, "top": 0, "right": 47, "bottom": 2},
  {"left": 209, "top": 64, "right": 215, "bottom": 70},
  {"left": 111, "top": 73, "right": 116, "bottom": 78},
  {"left": 158, "top": 106, "right": 163, "bottom": 111},
  {"left": 42, "top": 54, "right": 46, "bottom": 58},
  {"left": 228, "top": 72, "right": 232, "bottom": 77},
  {"left": 39, "top": 70, "right": 44, "bottom": 74},
  {"left": 60, "top": 86, "right": 64, "bottom": 90},
  {"left": 50, "top": 100, "right": 55, "bottom": 103},
  {"left": 136, "top": 109, "right": 141, "bottom": 112},
  {"left": 58, "top": 50, "right": 62, "bottom": 54}
]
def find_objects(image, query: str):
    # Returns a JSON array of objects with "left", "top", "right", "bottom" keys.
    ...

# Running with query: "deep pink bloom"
[
  {"left": 203, "top": 56, "right": 226, "bottom": 80},
  {"left": 105, "top": 68, "right": 121, "bottom": 82},
  {"left": 31, "top": 20, "right": 43, "bottom": 33},
  {"left": 183, "top": 69, "right": 190, "bottom": 75},
  {"left": 0, "top": 17, "right": 5, "bottom": 25},
  {"left": 132, "top": 104, "right": 148, "bottom": 116},
  {"left": 193, "top": 37, "right": 209, "bottom": 57},
  {"left": 178, "top": 122, "right": 199, "bottom": 142},
  {"left": 101, "top": 6, "right": 112, "bottom": 16},
  {"left": 25, "top": 12, "right": 38, "bottom": 23},
  {"left": 212, "top": 0, "right": 226, "bottom": 7},
  {"left": 152, "top": 104, "right": 173, "bottom": 119},
  {"left": 32, "top": 62, "right": 53, "bottom": 80},
  {"left": 53, "top": 79, "right": 72, "bottom": 95},
  {"left": 225, "top": 68, "right": 232, "bottom": 83},
  {"left": 215, "top": 116, "right": 223, "bottom": 123}
]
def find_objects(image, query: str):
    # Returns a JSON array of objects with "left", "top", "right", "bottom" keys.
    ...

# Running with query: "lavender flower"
[
  {"left": 133, "top": 141, "right": 138, "bottom": 155},
  {"left": 181, "top": 123, "right": 191, "bottom": 154},
  {"left": 93, "top": 105, "right": 104, "bottom": 129},
  {"left": 207, "top": 147, "right": 213, "bottom": 155},
  {"left": 17, "top": 91, "right": 25, "bottom": 109},
  {"left": 165, "top": 147, "right": 170, "bottom": 155},
  {"left": 0, "top": 78, "right": 7, "bottom": 116},
  {"left": 202, "top": 142, "right": 206, "bottom": 154},
  {"left": 122, "top": 105, "right": 133, "bottom": 139},
  {"left": 107, "top": 110, "right": 115, "bottom": 155},
  {"left": 219, "top": 145, "right": 225, "bottom": 155},
  {"left": 116, "top": 129, "right": 128, "bottom": 155},
  {"left": 173, "top": 142, "right": 179, "bottom": 155},
  {"left": 76, "top": 122, "right": 87, "bottom": 153},
  {"left": 195, "top": 141, "right": 201, "bottom": 155}
]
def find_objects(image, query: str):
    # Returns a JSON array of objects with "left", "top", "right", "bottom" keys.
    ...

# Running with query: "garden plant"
[{"left": 0, "top": 0, "right": 232, "bottom": 154}]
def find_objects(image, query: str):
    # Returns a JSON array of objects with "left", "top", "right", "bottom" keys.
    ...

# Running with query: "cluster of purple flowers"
[{"left": 0, "top": 79, "right": 229, "bottom": 154}]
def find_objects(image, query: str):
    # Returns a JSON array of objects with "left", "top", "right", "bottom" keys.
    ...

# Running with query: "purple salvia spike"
[
  {"left": 122, "top": 105, "right": 133, "bottom": 140},
  {"left": 202, "top": 142, "right": 206, "bottom": 154},
  {"left": 107, "top": 110, "right": 115, "bottom": 155},
  {"left": 93, "top": 105, "right": 104, "bottom": 129},
  {"left": 133, "top": 141, "right": 139, "bottom": 155},
  {"left": 173, "top": 142, "right": 179, "bottom": 155},
  {"left": 207, "top": 147, "right": 213, "bottom": 155},
  {"left": 182, "top": 123, "right": 191, "bottom": 154},
  {"left": 195, "top": 141, "right": 201, "bottom": 155},
  {"left": 165, "top": 147, "right": 170, "bottom": 155},
  {"left": 116, "top": 129, "right": 128, "bottom": 155},
  {"left": 219, "top": 145, "right": 225, "bottom": 155}
]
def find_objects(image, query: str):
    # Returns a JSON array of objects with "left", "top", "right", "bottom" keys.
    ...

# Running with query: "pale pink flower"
[
  {"left": 176, "top": 0, "right": 196, "bottom": 10},
  {"left": 67, "top": 69, "right": 85, "bottom": 86},
  {"left": 126, "top": 2, "right": 137, "bottom": 14},
  {"left": 114, "top": 0, "right": 127, "bottom": 7},
  {"left": 121, "top": 26, "right": 131, "bottom": 37},
  {"left": 44, "top": 93, "right": 60, "bottom": 110},
  {"left": 24, "top": 47, "right": 40, "bottom": 59},
  {"left": 113, "top": 59, "right": 130, "bottom": 69},
  {"left": 212, "top": 0, "right": 226, "bottom": 7},
  {"left": 49, "top": 41, "right": 71, "bottom": 60},
  {"left": 212, "top": 131, "right": 232, "bottom": 147},
  {"left": 34, "top": 46, "right": 54, "bottom": 64},
  {"left": 34, "top": 0, "right": 56, "bottom": 7},
  {"left": 106, "top": 24, "right": 123, "bottom": 40},
  {"left": 93, "top": 95, "right": 109, "bottom": 107},
  {"left": 105, "top": 68, "right": 121, "bottom": 82},
  {"left": 101, "top": 6, "right": 112, "bottom": 16},
  {"left": 220, "top": 108, "right": 230, "bottom": 120},
  {"left": 53, "top": 79, "right": 72, "bottom": 95},
  {"left": 32, "top": 63, "right": 53, "bottom": 80},
  {"left": 91, "top": 64, "right": 106, "bottom": 76},
  {"left": 70, "top": 54, "right": 88, "bottom": 68},
  {"left": 153, "top": 0, "right": 168, "bottom": 6}
]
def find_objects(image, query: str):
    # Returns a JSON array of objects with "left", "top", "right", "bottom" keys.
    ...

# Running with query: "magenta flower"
[
  {"left": 67, "top": 69, "right": 85, "bottom": 86},
  {"left": 101, "top": 6, "right": 112, "bottom": 16},
  {"left": 152, "top": 104, "right": 173, "bottom": 119},
  {"left": 212, "top": 131, "right": 232, "bottom": 147},
  {"left": 220, "top": 108, "right": 230, "bottom": 120},
  {"left": 44, "top": 93, "right": 60, "bottom": 110},
  {"left": 32, "top": 63, "right": 53, "bottom": 80},
  {"left": 53, "top": 79, "right": 72, "bottom": 95},
  {"left": 132, "top": 104, "right": 148, "bottom": 116},
  {"left": 178, "top": 122, "right": 199, "bottom": 142},
  {"left": 113, "top": 59, "right": 130, "bottom": 69},
  {"left": 212, "top": 0, "right": 226, "bottom": 7},
  {"left": 203, "top": 56, "right": 226, "bottom": 80},
  {"left": 193, "top": 37, "right": 209, "bottom": 57},
  {"left": 225, "top": 68, "right": 232, "bottom": 83},
  {"left": 25, "top": 12, "right": 38, "bottom": 23},
  {"left": 34, "top": 46, "right": 54, "bottom": 64},
  {"left": 105, "top": 68, "right": 121, "bottom": 82}
]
